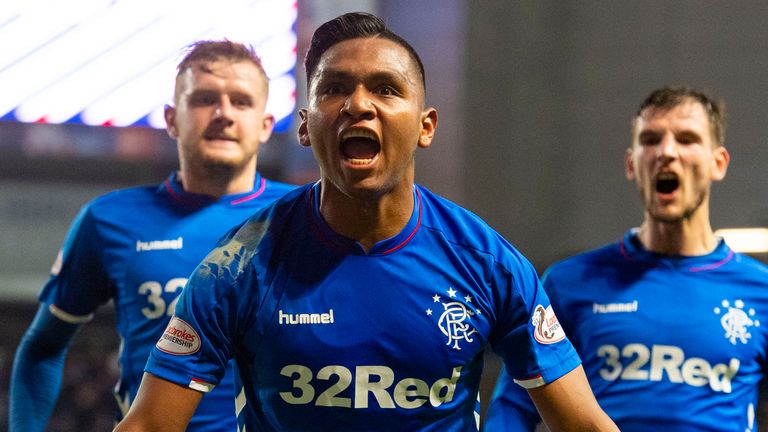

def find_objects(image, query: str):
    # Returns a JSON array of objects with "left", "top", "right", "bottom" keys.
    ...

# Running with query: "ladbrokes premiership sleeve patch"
[
  {"left": 531, "top": 304, "right": 566, "bottom": 345},
  {"left": 156, "top": 317, "right": 201, "bottom": 355}
]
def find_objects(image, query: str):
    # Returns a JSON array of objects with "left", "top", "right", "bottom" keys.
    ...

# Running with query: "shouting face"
[
  {"left": 298, "top": 37, "right": 437, "bottom": 200},
  {"left": 626, "top": 99, "right": 729, "bottom": 224}
]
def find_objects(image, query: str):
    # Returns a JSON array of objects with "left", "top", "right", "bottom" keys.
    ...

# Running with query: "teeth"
[
  {"left": 657, "top": 172, "right": 677, "bottom": 180},
  {"left": 348, "top": 158, "right": 374, "bottom": 165},
  {"left": 340, "top": 128, "right": 377, "bottom": 141}
]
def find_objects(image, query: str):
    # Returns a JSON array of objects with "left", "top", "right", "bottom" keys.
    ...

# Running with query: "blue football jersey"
[
  {"left": 145, "top": 183, "right": 580, "bottom": 431},
  {"left": 485, "top": 229, "right": 768, "bottom": 432},
  {"left": 39, "top": 171, "right": 295, "bottom": 431}
]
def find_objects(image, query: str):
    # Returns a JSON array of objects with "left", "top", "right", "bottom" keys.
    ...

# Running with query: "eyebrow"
[{"left": 315, "top": 68, "right": 412, "bottom": 86}]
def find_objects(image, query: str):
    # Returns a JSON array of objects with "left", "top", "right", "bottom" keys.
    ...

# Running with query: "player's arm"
[
  {"left": 527, "top": 365, "right": 617, "bottom": 432},
  {"left": 9, "top": 303, "right": 81, "bottom": 432},
  {"left": 483, "top": 364, "right": 542, "bottom": 431},
  {"left": 113, "top": 372, "right": 203, "bottom": 432}
]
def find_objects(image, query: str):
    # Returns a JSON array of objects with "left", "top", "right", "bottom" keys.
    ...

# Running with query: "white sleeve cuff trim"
[
  {"left": 513, "top": 375, "right": 546, "bottom": 389},
  {"left": 49, "top": 304, "right": 94, "bottom": 324},
  {"left": 189, "top": 379, "right": 215, "bottom": 393}
]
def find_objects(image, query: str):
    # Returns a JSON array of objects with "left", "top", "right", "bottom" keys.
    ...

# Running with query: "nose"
[
  {"left": 657, "top": 133, "right": 678, "bottom": 161},
  {"left": 213, "top": 97, "right": 234, "bottom": 125},
  {"left": 340, "top": 87, "right": 375, "bottom": 119}
]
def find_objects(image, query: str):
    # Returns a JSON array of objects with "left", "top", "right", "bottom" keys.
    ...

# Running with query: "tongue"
[{"left": 342, "top": 138, "right": 379, "bottom": 159}]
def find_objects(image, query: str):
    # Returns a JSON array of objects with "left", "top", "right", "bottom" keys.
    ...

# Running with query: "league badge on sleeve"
[
  {"left": 156, "top": 317, "right": 201, "bottom": 355},
  {"left": 531, "top": 304, "right": 566, "bottom": 344}
]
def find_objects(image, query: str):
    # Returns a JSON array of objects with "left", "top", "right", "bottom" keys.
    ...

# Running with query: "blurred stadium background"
[{"left": 2, "top": 1, "right": 767, "bottom": 430}]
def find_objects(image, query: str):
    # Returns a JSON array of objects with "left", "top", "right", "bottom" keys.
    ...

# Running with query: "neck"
[
  {"left": 178, "top": 159, "right": 257, "bottom": 198},
  {"left": 318, "top": 181, "right": 415, "bottom": 252},
  {"left": 636, "top": 206, "right": 717, "bottom": 256}
]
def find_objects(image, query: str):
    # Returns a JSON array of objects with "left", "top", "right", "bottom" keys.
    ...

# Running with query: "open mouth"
[
  {"left": 340, "top": 129, "right": 380, "bottom": 165},
  {"left": 655, "top": 172, "right": 679, "bottom": 194}
]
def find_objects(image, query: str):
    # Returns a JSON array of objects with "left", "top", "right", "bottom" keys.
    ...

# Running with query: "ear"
[
  {"left": 710, "top": 146, "right": 730, "bottom": 182},
  {"left": 164, "top": 104, "right": 178, "bottom": 138},
  {"left": 297, "top": 109, "right": 310, "bottom": 147},
  {"left": 259, "top": 113, "right": 275, "bottom": 143},
  {"left": 624, "top": 147, "right": 636, "bottom": 181},
  {"left": 418, "top": 107, "right": 438, "bottom": 148}
]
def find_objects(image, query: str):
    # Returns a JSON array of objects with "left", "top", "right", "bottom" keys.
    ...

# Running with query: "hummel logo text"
[
  {"left": 593, "top": 300, "right": 638, "bottom": 314},
  {"left": 136, "top": 237, "right": 183, "bottom": 252},
  {"left": 279, "top": 309, "right": 335, "bottom": 325}
]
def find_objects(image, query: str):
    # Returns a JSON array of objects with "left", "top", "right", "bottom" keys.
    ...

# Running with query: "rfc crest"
[
  {"left": 714, "top": 299, "right": 760, "bottom": 345},
  {"left": 426, "top": 287, "right": 478, "bottom": 350}
]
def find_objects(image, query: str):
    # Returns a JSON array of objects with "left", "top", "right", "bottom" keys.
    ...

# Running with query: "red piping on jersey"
[
  {"left": 381, "top": 187, "right": 422, "bottom": 254},
  {"left": 306, "top": 186, "right": 349, "bottom": 254},
  {"left": 689, "top": 249, "right": 734, "bottom": 272},
  {"left": 619, "top": 240, "right": 634, "bottom": 262},
  {"left": 164, "top": 178, "right": 180, "bottom": 201},
  {"left": 620, "top": 237, "right": 735, "bottom": 271},
  {"left": 164, "top": 177, "right": 266, "bottom": 205},
  {"left": 231, "top": 177, "right": 267, "bottom": 205},
  {"left": 307, "top": 186, "right": 422, "bottom": 255}
]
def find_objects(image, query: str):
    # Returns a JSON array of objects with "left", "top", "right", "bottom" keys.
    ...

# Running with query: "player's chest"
[
  {"left": 253, "top": 253, "right": 493, "bottom": 369},
  {"left": 567, "top": 276, "right": 768, "bottom": 384}
]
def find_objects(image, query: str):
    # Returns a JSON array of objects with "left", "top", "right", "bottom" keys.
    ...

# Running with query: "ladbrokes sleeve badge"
[
  {"left": 531, "top": 304, "right": 566, "bottom": 344},
  {"left": 156, "top": 317, "right": 201, "bottom": 355}
]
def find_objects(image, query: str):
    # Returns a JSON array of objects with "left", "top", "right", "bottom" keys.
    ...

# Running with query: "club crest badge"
[
  {"left": 531, "top": 304, "right": 566, "bottom": 344},
  {"left": 714, "top": 299, "right": 760, "bottom": 345},
  {"left": 426, "top": 287, "right": 479, "bottom": 350}
]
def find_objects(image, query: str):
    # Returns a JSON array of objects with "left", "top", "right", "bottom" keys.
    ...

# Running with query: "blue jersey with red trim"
[
  {"left": 39, "top": 171, "right": 295, "bottom": 431},
  {"left": 485, "top": 230, "right": 768, "bottom": 432},
  {"left": 145, "top": 183, "right": 580, "bottom": 431}
]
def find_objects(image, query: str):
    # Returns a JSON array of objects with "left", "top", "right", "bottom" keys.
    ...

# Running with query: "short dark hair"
[
  {"left": 304, "top": 12, "right": 426, "bottom": 91},
  {"left": 636, "top": 86, "right": 726, "bottom": 146},
  {"left": 176, "top": 39, "right": 267, "bottom": 80}
]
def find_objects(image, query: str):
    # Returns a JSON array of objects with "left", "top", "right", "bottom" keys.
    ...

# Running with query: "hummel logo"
[
  {"left": 278, "top": 309, "right": 335, "bottom": 325},
  {"left": 593, "top": 300, "right": 638, "bottom": 314},
  {"left": 136, "top": 237, "right": 183, "bottom": 252}
]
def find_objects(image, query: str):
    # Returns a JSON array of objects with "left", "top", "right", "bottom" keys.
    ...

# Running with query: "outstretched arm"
[
  {"left": 9, "top": 304, "right": 81, "bottom": 432},
  {"left": 528, "top": 366, "right": 617, "bottom": 432},
  {"left": 113, "top": 372, "right": 203, "bottom": 432}
]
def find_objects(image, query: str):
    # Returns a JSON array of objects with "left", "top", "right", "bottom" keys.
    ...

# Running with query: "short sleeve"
[
  {"left": 145, "top": 239, "right": 256, "bottom": 392},
  {"left": 489, "top": 250, "right": 581, "bottom": 388},
  {"left": 38, "top": 204, "right": 112, "bottom": 319}
]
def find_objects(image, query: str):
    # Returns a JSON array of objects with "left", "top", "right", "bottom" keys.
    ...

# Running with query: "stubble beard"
[
  {"left": 644, "top": 187, "right": 708, "bottom": 225},
  {"left": 189, "top": 146, "right": 252, "bottom": 183}
]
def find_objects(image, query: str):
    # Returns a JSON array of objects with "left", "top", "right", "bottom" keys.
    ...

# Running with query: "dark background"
[{"left": 3, "top": 1, "right": 768, "bottom": 430}]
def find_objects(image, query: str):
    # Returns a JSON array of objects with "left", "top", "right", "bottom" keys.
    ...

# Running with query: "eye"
[
  {"left": 375, "top": 86, "right": 398, "bottom": 96},
  {"left": 638, "top": 134, "right": 660, "bottom": 146},
  {"left": 231, "top": 96, "right": 252, "bottom": 107},
  {"left": 189, "top": 92, "right": 217, "bottom": 106},
  {"left": 676, "top": 133, "right": 699, "bottom": 145},
  {"left": 323, "top": 83, "right": 344, "bottom": 95}
]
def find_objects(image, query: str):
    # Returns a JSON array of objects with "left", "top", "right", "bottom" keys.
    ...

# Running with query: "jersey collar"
[
  {"left": 620, "top": 228, "right": 735, "bottom": 272},
  {"left": 161, "top": 171, "right": 266, "bottom": 207},
  {"left": 307, "top": 182, "right": 422, "bottom": 256}
]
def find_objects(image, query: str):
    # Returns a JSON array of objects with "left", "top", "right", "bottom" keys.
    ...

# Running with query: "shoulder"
[
  {"left": 416, "top": 185, "right": 532, "bottom": 271},
  {"left": 214, "top": 184, "right": 311, "bottom": 259},
  {"left": 85, "top": 183, "right": 158, "bottom": 215},
  {"left": 727, "top": 250, "right": 768, "bottom": 280},
  {"left": 543, "top": 241, "right": 621, "bottom": 284}
]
